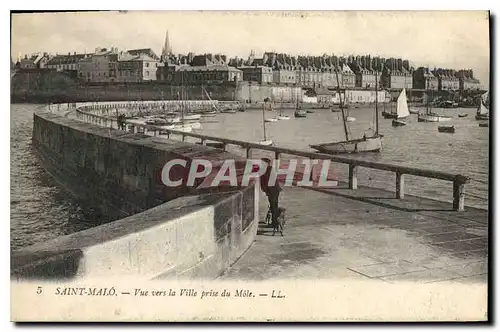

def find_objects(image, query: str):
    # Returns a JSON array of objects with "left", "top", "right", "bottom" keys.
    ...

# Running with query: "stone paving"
[{"left": 220, "top": 185, "right": 488, "bottom": 284}]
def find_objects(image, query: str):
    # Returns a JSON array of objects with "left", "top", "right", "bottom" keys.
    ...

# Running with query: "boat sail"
[
  {"left": 475, "top": 91, "right": 489, "bottom": 120},
  {"left": 417, "top": 82, "right": 452, "bottom": 122},
  {"left": 310, "top": 69, "right": 382, "bottom": 154},
  {"left": 392, "top": 89, "right": 410, "bottom": 126}
]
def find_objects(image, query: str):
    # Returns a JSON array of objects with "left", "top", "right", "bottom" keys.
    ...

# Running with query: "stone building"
[
  {"left": 455, "top": 69, "right": 481, "bottom": 91},
  {"left": 240, "top": 66, "right": 273, "bottom": 83},
  {"left": 116, "top": 53, "right": 160, "bottom": 82},
  {"left": 46, "top": 53, "right": 86, "bottom": 72},
  {"left": 160, "top": 64, "right": 242, "bottom": 85},
  {"left": 412, "top": 67, "right": 439, "bottom": 91},
  {"left": 433, "top": 68, "right": 460, "bottom": 91},
  {"left": 17, "top": 53, "right": 51, "bottom": 69},
  {"left": 381, "top": 58, "right": 413, "bottom": 89},
  {"left": 78, "top": 47, "right": 118, "bottom": 82}
]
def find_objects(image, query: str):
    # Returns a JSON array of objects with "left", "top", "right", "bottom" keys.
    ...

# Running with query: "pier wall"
[
  {"left": 12, "top": 184, "right": 259, "bottom": 280},
  {"left": 17, "top": 105, "right": 259, "bottom": 279}
]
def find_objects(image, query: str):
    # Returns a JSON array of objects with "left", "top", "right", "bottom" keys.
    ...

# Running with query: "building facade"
[
  {"left": 160, "top": 65, "right": 243, "bottom": 85},
  {"left": 240, "top": 66, "right": 273, "bottom": 83},
  {"left": 412, "top": 67, "right": 439, "bottom": 91},
  {"left": 455, "top": 69, "right": 482, "bottom": 91},
  {"left": 433, "top": 69, "right": 460, "bottom": 91},
  {"left": 46, "top": 53, "right": 86, "bottom": 72},
  {"left": 272, "top": 69, "right": 296, "bottom": 84},
  {"left": 78, "top": 48, "right": 119, "bottom": 82}
]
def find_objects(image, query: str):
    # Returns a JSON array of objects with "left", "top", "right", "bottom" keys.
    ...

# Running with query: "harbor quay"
[{"left": 12, "top": 100, "right": 488, "bottom": 283}]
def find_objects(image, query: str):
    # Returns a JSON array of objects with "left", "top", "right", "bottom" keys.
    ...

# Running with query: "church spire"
[{"left": 162, "top": 30, "right": 173, "bottom": 59}]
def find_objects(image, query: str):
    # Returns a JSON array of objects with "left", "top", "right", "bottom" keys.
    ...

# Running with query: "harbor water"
[{"left": 10, "top": 103, "right": 489, "bottom": 250}]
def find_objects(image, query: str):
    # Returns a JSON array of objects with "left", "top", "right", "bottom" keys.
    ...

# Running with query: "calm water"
[
  {"left": 196, "top": 106, "right": 489, "bottom": 209},
  {"left": 10, "top": 104, "right": 111, "bottom": 250},
  {"left": 10, "top": 103, "right": 489, "bottom": 250}
]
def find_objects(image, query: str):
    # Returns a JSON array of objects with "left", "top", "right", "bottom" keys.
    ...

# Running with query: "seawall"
[{"left": 12, "top": 104, "right": 260, "bottom": 280}]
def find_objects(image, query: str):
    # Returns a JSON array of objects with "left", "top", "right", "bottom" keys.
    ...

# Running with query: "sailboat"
[
  {"left": 417, "top": 83, "right": 452, "bottom": 122},
  {"left": 256, "top": 103, "right": 274, "bottom": 146},
  {"left": 310, "top": 70, "right": 383, "bottom": 154},
  {"left": 294, "top": 97, "right": 307, "bottom": 118},
  {"left": 277, "top": 92, "right": 291, "bottom": 120},
  {"left": 475, "top": 91, "right": 489, "bottom": 120},
  {"left": 200, "top": 86, "right": 219, "bottom": 116},
  {"left": 264, "top": 100, "right": 279, "bottom": 122},
  {"left": 392, "top": 88, "right": 410, "bottom": 126}
]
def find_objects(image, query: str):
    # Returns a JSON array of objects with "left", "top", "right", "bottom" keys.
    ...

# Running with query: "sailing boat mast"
[
  {"left": 334, "top": 69, "right": 349, "bottom": 142},
  {"left": 375, "top": 70, "right": 379, "bottom": 136},
  {"left": 262, "top": 103, "right": 267, "bottom": 141}
]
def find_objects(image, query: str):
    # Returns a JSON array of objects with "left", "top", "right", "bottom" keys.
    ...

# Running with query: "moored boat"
[
  {"left": 391, "top": 89, "right": 410, "bottom": 127},
  {"left": 458, "top": 113, "right": 468, "bottom": 118},
  {"left": 264, "top": 118, "right": 278, "bottom": 123},
  {"left": 294, "top": 110, "right": 307, "bottom": 118},
  {"left": 418, "top": 113, "right": 452, "bottom": 122},
  {"left": 475, "top": 91, "right": 489, "bottom": 120},
  {"left": 479, "top": 122, "right": 489, "bottom": 127},
  {"left": 409, "top": 108, "right": 421, "bottom": 114},
  {"left": 255, "top": 140, "right": 274, "bottom": 146},
  {"left": 392, "top": 119, "right": 407, "bottom": 126},
  {"left": 346, "top": 116, "right": 356, "bottom": 122},
  {"left": 438, "top": 125, "right": 455, "bottom": 133},
  {"left": 310, "top": 70, "right": 383, "bottom": 155}
]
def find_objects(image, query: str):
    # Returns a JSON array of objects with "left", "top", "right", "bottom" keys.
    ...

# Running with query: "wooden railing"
[{"left": 74, "top": 106, "right": 471, "bottom": 211}]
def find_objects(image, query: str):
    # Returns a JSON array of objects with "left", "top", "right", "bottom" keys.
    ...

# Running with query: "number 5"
[{"left": 36, "top": 286, "right": 42, "bottom": 294}]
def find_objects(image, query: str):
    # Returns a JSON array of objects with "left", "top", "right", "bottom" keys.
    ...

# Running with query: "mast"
[
  {"left": 375, "top": 70, "right": 379, "bottom": 136},
  {"left": 334, "top": 69, "right": 349, "bottom": 141},
  {"left": 262, "top": 103, "right": 267, "bottom": 141},
  {"left": 181, "top": 72, "right": 185, "bottom": 129}
]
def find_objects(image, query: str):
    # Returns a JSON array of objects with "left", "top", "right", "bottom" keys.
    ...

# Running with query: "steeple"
[{"left": 162, "top": 30, "right": 173, "bottom": 59}]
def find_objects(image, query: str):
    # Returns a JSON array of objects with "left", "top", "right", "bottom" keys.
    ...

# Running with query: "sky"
[{"left": 11, "top": 11, "right": 490, "bottom": 86}]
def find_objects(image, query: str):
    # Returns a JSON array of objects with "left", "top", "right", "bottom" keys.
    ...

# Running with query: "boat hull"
[
  {"left": 409, "top": 108, "right": 420, "bottom": 114},
  {"left": 310, "top": 136, "right": 382, "bottom": 154},
  {"left": 255, "top": 140, "right": 274, "bottom": 146},
  {"left": 479, "top": 123, "right": 489, "bottom": 127},
  {"left": 277, "top": 116, "right": 290, "bottom": 120},
  {"left": 265, "top": 118, "right": 278, "bottom": 123},
  {"left": 458, "top": 114, "right": 468, "bottom": 118},
  {"left": 475, "top": 114, "right": 489, "bottom": 120},
  {"left": 294, "top": 112, "right": 307, "bottom": 118},
  {"left": 438, "top": 126, "right": 455, "bottom": 133},
  {"left": 382, "top": 111, "right": 398, "bottom": 119},
  {"left": 417, "top": 114, "right": 452, "bottom": 122},
  {"left": 392, "top": 119, "right": 407, "bottom": 126}
]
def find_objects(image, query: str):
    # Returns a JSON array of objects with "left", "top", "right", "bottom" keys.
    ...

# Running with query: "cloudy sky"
[{"left": 11, "top": 11, "right": 490, "bottom": 85}]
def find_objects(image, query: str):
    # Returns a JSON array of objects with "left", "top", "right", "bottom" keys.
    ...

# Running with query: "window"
[
  {"left": 145, "top": 71, "right": 149, "bottom": 76},
  {"left": 145, "top": 63, "right": 149, "bottom": 68}
]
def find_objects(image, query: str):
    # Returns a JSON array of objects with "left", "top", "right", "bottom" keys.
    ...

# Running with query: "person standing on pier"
[{"left": 260, "top": 158, "right": 283, "bottom": 228}]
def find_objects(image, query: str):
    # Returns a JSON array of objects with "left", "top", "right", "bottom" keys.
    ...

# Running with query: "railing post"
[
  {"left": 453, "top": 175, "right": 468, "bottom": 212},
  {"left": 246, "top": 147, "right": 252, "bottom": 158},
  {"left": 275, "top": 151, "right": 281, "bottom": 160},
  {"left": 182, "top": 134, "right": 186, "bottom": 142},
  {"left": 201, "top": 139, "right": 206, "bottom": 145},
  {"left": 348, "top": 164, "right": 358, "bottom": 190},
  {"left": 396, "top": 172, "right": 405, "bottom": 199},
  {"left": 222, "top": 143, "right": 227, "bottom": 151}
]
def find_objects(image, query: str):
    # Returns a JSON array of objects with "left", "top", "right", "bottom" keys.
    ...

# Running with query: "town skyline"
[{"left": 11, "top": 11, "right": 490, "bottom": 86}]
